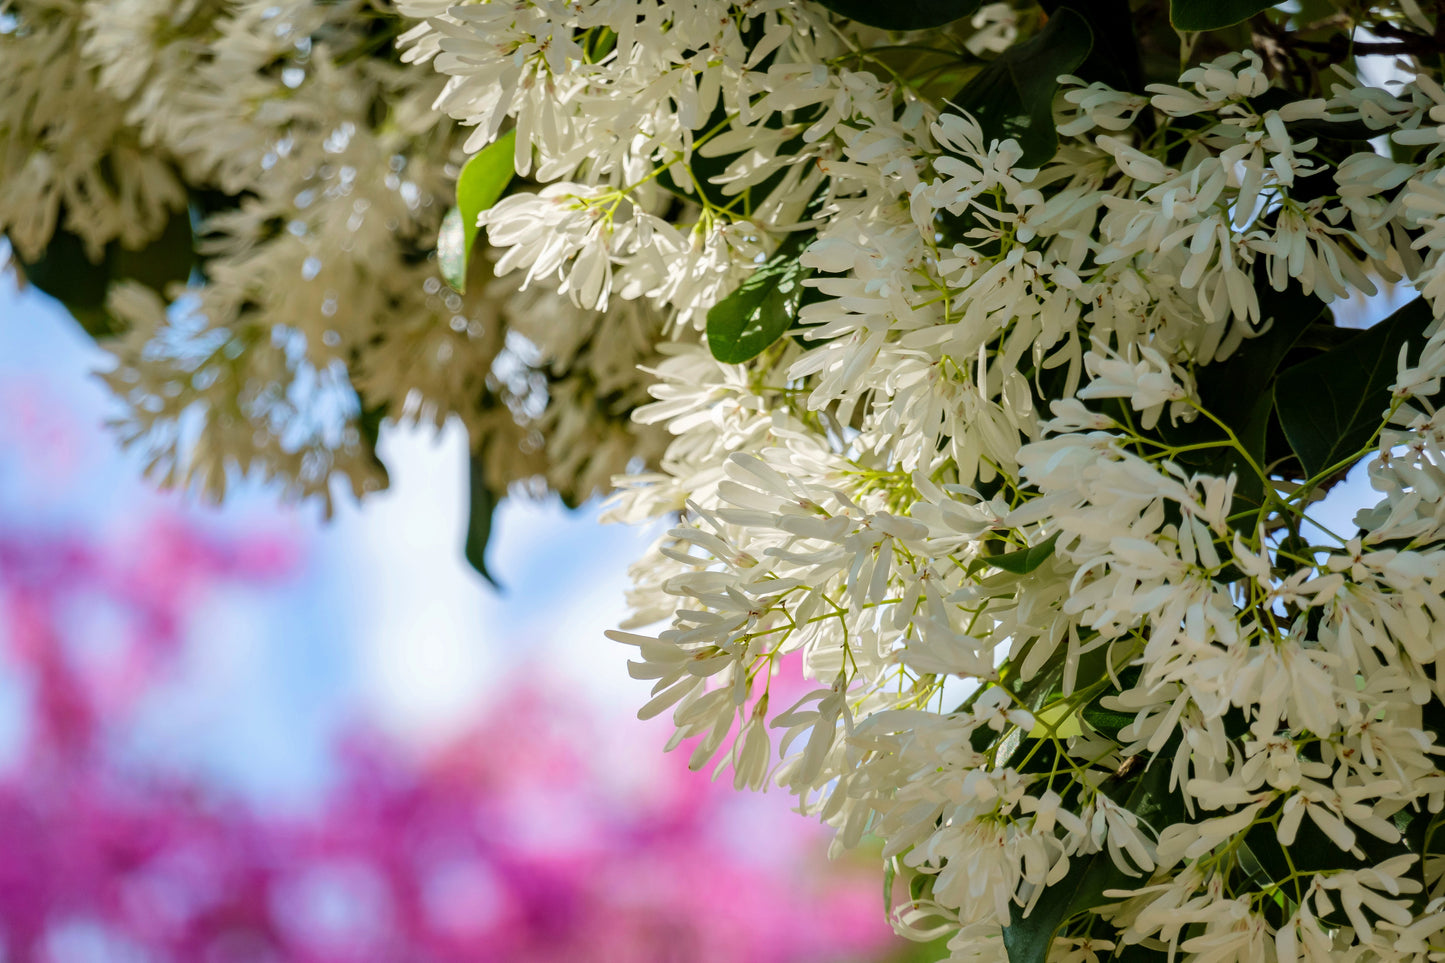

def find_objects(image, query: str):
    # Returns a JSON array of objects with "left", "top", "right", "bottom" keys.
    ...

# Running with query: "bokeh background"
[{"left": 0, "top": 278, "right": 936, "bottom": 963}]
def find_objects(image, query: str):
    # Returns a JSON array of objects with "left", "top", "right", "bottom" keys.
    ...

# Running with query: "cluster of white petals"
[
  {"left": 399, "top": 3, "right": 1445, "bottom": 959},
  {"left": 1, "top": 0, "right": 667, "bottom": 511}
]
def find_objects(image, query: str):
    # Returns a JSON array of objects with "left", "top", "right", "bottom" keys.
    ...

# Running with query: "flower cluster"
[
  {"left": 398, "top": 3, "right": 1445, "bottom": 960},
  {"left": 1, "top": 0, "right": 667, "bottom": 518}
]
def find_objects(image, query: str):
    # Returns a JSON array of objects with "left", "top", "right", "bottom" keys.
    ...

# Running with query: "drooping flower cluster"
[
  {"left": 395, "top": 3, "right": 1445, "bottom": 960},
  {"left": 1, "top": 0, "right": 668, "bottom": 517}
]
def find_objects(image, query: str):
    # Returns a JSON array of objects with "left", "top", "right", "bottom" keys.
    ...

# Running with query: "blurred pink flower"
[{"left": 0, "top": 509, "right": 898, "bottom": 963}]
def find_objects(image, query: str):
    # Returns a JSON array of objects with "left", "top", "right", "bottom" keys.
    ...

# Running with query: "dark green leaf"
[
  {"left": 1004, "top": 756, "right": 1182, "bottom": 963},
  {"left": 442, "top": 129, "right": 517, "bottom": 293},
  {"left": 1109, "top": 944, "right": 1172, "bottom": 962},
  {"left": 809, "top": 0, "right": 981, "bottom": 30},
  {"left": 1275, "top": 296, "right": 1433, "bottom": 479},
  {"left": 975, "top": 653, "right": 1069, "bottom": 759},
  {"left": 464, "top": 448, "right": 501, "bottom": 588},
  {"left": 1250, "top": 88, "right": 1377, "bottom": 141},
  {"left": 706, "top": 230, "right": 814, "bottom": 364},
  {"left": 989, "top": 533, "right": 1059, "bottom": 575},
  {"left": 17, "top": 232, "right": 115, "bottom": 339},
  {"left": 1007, "top": 737, "right": 1188, "bottom": 952},
  {"left": 355, "top": 398, "right": 391, "bottom": 490},
  {"left": 1099, "top": 751, "right": 1188, "bottom": 834},
  {"left": 951, "top": 7, "right": 1092, "bottom": 167},
  {"left": 1424, "top": 811, "right": 1445, "bottom": 869},
  {"left": 1426, "top": 692, "right": 1445, "bottom": 748},
  {"left": 1152, "top": 277, "right": 1326, "bottom": 515},
  {"left": 12, "top": 204, "right": 195, "bottom": 340},
  {"left": 112, "top": 205, "right": 196, "bottom": 296},
  {"left": 1170, "top": 0, "right": 1275, "bottom": 31},
  {"left": 1079, "top": 701, "right": 1134, "bottom": 740},
  {"left": 1243, "top": 796, "right": 1429, "bottom": 927},
  {"left": 1040, "top": 0, "right": 1141, "bottom": 93},
  {"left": 1205, "top": 280, "right": 1326, "bottom": 426},
  {"left": 1228, "top": 392, "right": 1276, "bottom": 513}
]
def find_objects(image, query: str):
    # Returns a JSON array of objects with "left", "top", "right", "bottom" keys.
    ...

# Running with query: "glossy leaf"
[
  {"left": 441, "top": 129, "right": 517, "bottom": 293},
  {"left": 951, "top": 7, "right": 1092, "bottom": 167},
  {"left": 1079, "top": 700, "right": 1134, "bottom": 740},
  {"left": 809, "top": 0, "right": 981, "bottom": 30},
  {"left": 988, "top": 533, "right": 1059, "bottom": 575},
  {"left": 1170, "top": 0, "right": 1275, "bottom": 31},
  {"left": 1275, "top": 296, "right": 1434, "bottom": 479},
  {"left": 706, "top": 230, "right": 814, "bottom": 364}
]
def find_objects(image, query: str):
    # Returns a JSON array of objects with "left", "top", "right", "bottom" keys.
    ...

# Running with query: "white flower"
[{"left": 1076, "top": 345, "right": 1192, "bottom": 428}]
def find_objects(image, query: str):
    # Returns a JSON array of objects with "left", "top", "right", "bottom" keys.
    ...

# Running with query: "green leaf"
[
  {"left": 1250, "top": 88, "right": 1377, "bottom": 141},
  {"left": 464, "top": 448, "right": 501, "bottom": 588},
  {"left": 974, "top": 653, "right": 1069, "bottom": 759},
  {"left": 1004, "top": 755, "right": 1183, "bottom": 963},
  {"left": 1040, "top": 0, "right": 1141, "bottom": 93},
  {"left": 1242, "top": 796, "right": 1430, "bottom": 928},
  {"left": 1110, "top": 944, "right": 1172, "bottom": 962},
  {"left": 1204, "top": 276, "right": 1326, "bottom": 425},
  {"left": 950, "top": 6, "right": 1092, "bottom": 168},
  {"left": 909, "top": 868, "right": 935, "bottom": 902},
  {"left": 1275, "top": 296, "right": 1434, "bottom": 479},
  {"left": 988, "top": 533, "right": 1059, "bottom": 575},
  {"left": 441, "top": 129, "right": 517, "bottom": 293},
  {"left": 355, "top": 398, "right": 391, "bottom": 490},
  {"left": 1079, "top": 701, "right": 1134, "bottom": 740},
  {"left": 809, "top": 0, "right": 981, "bottom": 30},
  {"left": 1170, "top": 0, "right": 1275, "bottom": 31},
  {"left": 706, "top": 230, "right": 814, "bottom": 364},
  {"left": 15, "top": 225, "right": 113, "bottom": 318}
]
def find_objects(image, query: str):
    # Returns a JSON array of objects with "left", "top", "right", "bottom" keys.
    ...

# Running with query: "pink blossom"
[{"left": 0, "top": 510, "right": 899, "bottom": 963}]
